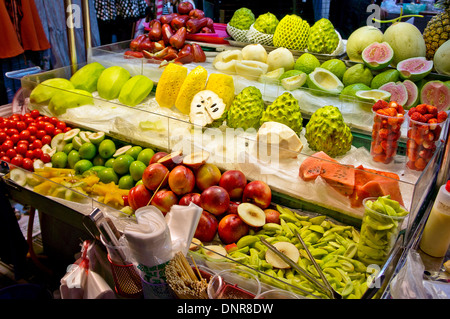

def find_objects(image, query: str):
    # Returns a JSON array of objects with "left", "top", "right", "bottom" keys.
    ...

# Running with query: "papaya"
[
  {"left": 30, "top": 78, "right": 75, "bottom": 104},
  {"left": 97, "top": 66, "right": 131, "bottom": 100},
  {"left": 70, "top": 62, "right": 105, "bottom": 93},
  {"left": 118, "top": 75, "right": 154, "bottom": 107}
]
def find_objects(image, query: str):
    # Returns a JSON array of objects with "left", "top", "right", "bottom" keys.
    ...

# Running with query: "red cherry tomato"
[
  {"left": 33, "top": 148, "right": 43, "bottom": 159},
  {"left": 17, "top": 140, "right": 29, "bottom": 147},
  {"left": 30, "top": 109, "right": 40, "bottom": 119},
  {"left": 24, "top": 117, "right": 35, "bottom": 126},
  {"left": 6, "top": 148, "right": 16, "bottom": 159},
  {"left": 27, "top": 125, "right": 37, "bottom": 136},
  {"left": 44, "top": 123, "right": 55, "bottom": 134},
  {"left": 53, "top": 128, "right": 62, "bottom": 136},
  {"left": 49, "top": 117, "right": 58, "bottom": 125},
  {"left": 56, "top": 121, "right": 66, "bottom": 130},
  {"left": 41, "top": 135, "right": 52, "bottom": 145},
  {"left": 10, "top": 134, "right": 20, "bottom": 144},
  {"left": 36, "top": 130, "right": 46, "bottom": 139},
  {"left": 2, "top": 140, "right": 14, "bottom": 152},
  {"left": 25, "top": 150, "right": 34, "bottom": 159},
  {"left": 28, "top": 135, "right": 36, "bottom": 143},
  {"left": 7, "top": 128, "right": 19, "bottom": 136},
  {"left": 30, "top": 139, "right": 43, "bottom": 150},
  {"left": 63, "top": 127, "right": 72, "bottom": 133},
  {"left": 19, "top": 129, "right": 31, "bottom": 141},
  {"left": 15, "top": 143, "right": 27, "bottom": 155},
  {"left": 10, "top": 155, "right": 23, "bottom": 167},
  {"left": 1, "top": 156, "right": 10, "bottom": 163},
  {"left": 16, "top": 121, "right": 26, "bottom": 132},
  {"left": 0, "top": 132, "right": 7, "bottom": 144},
  {"left": 22, "top": 158, "right": 33, "bottom": 171},
  {"left": 40, "top": 153, "right": 51, "bottom": 163},
  {"left": 36, "top": 121, "right": 46, "bottom": 130}
]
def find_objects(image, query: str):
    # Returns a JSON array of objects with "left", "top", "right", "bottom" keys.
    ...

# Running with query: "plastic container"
[
  {"left": 207, "top": 268, "right": 261, "bottom": 299},
  {"left": 370, "top": 110, "right": 403, "bottom": 164},
  {"left": 419, "top": 181, "right": 450, "bottom": 257}
]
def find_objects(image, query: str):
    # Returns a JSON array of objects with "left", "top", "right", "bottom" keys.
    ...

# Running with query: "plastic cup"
[
  {"left": 255, "top": 288, "right": 304, "bottom": 299},
  {"left": 406, "top": 115, "right": 447, "bottom": 171},
  {"left": 207, "top": 268, "right": 261, "bottom": 299},
  {"left": 357, "top": 197, "right": 408, "bottom": 266},
  {"left": 370, "top": 110, "right": 404, "bottom": 164}
]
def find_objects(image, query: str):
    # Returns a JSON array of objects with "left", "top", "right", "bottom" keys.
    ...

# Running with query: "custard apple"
[
  {"left": 227, "top": 86, "right": 264, "bottom": 130},
  {"left": 229, "top": 8, "right": 255, "bottom": 30},
  {"left": 190, "top": 90, "right": 227, "bottom": 127},
  {"left": 260, "top": 92, "right": 303, "bottom": 135},
  {"left": 305, "top": 105, "right": 352, "bottom": 157},
  {"left": 273, "top": 14, "right": 310, "bottom": 51},
  {"left": 254, "top": 12, "right": 279, "bottom": 34},
  {"left": 307, "top": 18, "right": 339, "bottom": 54}
]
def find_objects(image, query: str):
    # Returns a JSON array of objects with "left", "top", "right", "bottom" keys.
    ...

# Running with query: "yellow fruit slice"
[
  {"left": 155, "top": 63, "right": 188, "bottom": 109},
  {"left": 174, "top": 66, "right": 208, "bottom": 114}
]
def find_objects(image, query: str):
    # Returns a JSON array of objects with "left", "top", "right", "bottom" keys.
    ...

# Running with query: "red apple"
[
  {"left": 219, "top": 170, "right": 247, "bottom": 200},
  {"left": 194, "top": 210, "right": 218, "bottom": 242},
  {"left": 242, "top": 180, "right": 272, "bottom": 209},
  {"left": 151, "top": 189, "right": 178, "bottom": 215},
  {"left": 264, "top": 209, "right": 280, "bottom": 224},
  {"left": 179, "top": 192, "right": 201, "bottom": 206},
  {"left": 150, "top": 151, "right": 168, "bottom": 164},
  {"left": 168, "top": 165, "right": 195, "bottom": 195},
  {"left": 177, "top": 1, "right": 193, "bottom": 15},
  {"left": 218, "top": 214, "right": 249, "bottom": 244},
  {"left": 157, "top": 151, "right": 183, "bottom": 170},
  {"left": 195, "top": 163, "right": 221, "bottom": 191},
  {"left": 128, "top": 184, "right": 152, "bottom": 211},
  {"left": 142, "top": 163, "right": 169, "bottom": 191},
  {"left": 200, "top": 186, "right": 230, "bottom": 216},
  {"left": 227, "top": 201, "right": 240, "bottom": 215}
]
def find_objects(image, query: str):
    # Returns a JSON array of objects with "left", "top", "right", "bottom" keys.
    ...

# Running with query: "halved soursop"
[
  {"left": 273, "top": 14, "right": 310, "bottom": 51},
  {"left": 379, "top": 81, "right": 408, "bottom": 107},
  {"left": 227, "top": 86, "right": 265, "bottom": 130},
  {"left": 305, "top": 105, "right": 352, "bottom": 157},
  {"left": 307, "top": 18, "right": 339, "bottom": 54},
  {"left": 189, "top": 90, "right": 227, "bottom": 127},
  {"left": 260, "top": 92, "right": 303, "bottom": 135}
]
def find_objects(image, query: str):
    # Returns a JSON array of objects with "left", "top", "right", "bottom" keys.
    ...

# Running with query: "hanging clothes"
[{"left": 95, "top": 0, "right": 148, "bottom": 21}]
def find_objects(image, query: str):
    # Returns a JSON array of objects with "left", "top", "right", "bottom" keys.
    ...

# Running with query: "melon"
[
  {"left": 379, "top": 81, "right": 409, "bottom": 106},
  {"left": 362, "top": 42, "right": 394, "bottom": 70},
  {"left": 383, "top": 22, "right": 426, "bottom": 67},
  {"left": 402, "top": 80, "right": 419, "bottom": 109},
  {"left": 433, "top": 39, "right": 450, "bottom": 76},
  {"left": 420, "top": 80, "right": 450, "bottom": 112},
  {"left": 346, "top": 26, "right": 384, "bottom": 63},
  {"left": 397, "top": 57, "right": 433, "bottom": 82},
  {"left": 299, "top": 151, "right": 337, "bottom": 181}
]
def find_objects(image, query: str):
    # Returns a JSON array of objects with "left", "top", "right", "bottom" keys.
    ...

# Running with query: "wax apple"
[
  {"left": 200, "top": 186, "right": 230, "bottom": 216},
  {"left": 242, "top": 180, "right": 272, "bottom": 209},
  {"left": 179, "top": 192, "right": 201, "bottom": 206},
  {"left": 168, "top": 165, "right": 195, "bottom": 195},
  {"left": 194, "top": 210, "right": 218, "bottom": 242},
  {"left": 151, "top": 189, "right": 178, "bottom": 215},
  {"left": 128, "top": 184, "right": 152, "bottom": 211},
  {"left": 195, "top": 163, "right": 221, "bottom": 191},
  {"left": 150, "top": 151, "right": 168, "bottom": 164},
  {"left": 141, "top": 163, "right": 169, "bottom": 191},
  {"left": 177, "top": 1, "right": 193, "bottom": 15},
  {"left": 188, "top": 9, "right": 205, "bottom": 19},
  {"left": 219, "top": 170, "right": 247, "bottom": 200},
  {"left": 264, "top": 209, "right": 280, "bottom": 224},
  {"left": 218, "top": 214, "right": 249, "bottom": 244}
]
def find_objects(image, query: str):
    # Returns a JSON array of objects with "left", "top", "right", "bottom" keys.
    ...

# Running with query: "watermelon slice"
[{"left": 299, "top": 151, "right": 337, "bottom": 181}]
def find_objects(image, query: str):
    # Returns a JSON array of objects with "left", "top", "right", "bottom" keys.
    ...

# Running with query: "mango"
[
  {"left": 48, "top": 89, "right": 93, "bottom": 115},
  {"left": 30, "top": 78, "right": 75, "bottom": 104},
  {"left": 118, "top": 75, "right": 154, "bottom": 107},
  {"left": 97, "top": 66, "right": 131, "bottom": 100},
  {"left": 70, "top": 62, "right": 105, "bottom": 93}
]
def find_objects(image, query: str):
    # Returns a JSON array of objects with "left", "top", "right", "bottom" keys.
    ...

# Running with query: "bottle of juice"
[{"left": 419, "top": 180, "right": 450, "bottom": 258}]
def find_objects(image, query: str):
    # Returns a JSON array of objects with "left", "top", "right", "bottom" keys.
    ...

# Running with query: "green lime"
[
  {"left": 129, "top": 160, "right": 147, "bottom": 181},
  {"left": 320, "top": 59, "right": 347, "bottom": 80},
  {"left": 51, "top": 151, "right": 68, "bottom": 168},
  {"left": 105, "top": 157, "right": 115, "bottom": 168},
  {"left": 63, "top": 142, "right": 73, "bottom": 154},
  {"left": 294, "top": 53, "right": 320, "bottom": 74},
  {"left": 98, "top": 139, "right": 116, "bottom": 159},
  {"left": 78, "top": 142, "right": 97, "bottom": 160},
  {"left": 137, "top": 148, "right": 155, "bottom": 166},
  {"left": 113, "top": 154, "right": 134, "bottom": 175},
  {"left": 67, "top": 150, "right": 81, "bottom": 168},
  {"left": 98, "top": 167, "right": 119, "bottom": 184},
  {"left": 342, "top": 64, "right": 373, "bottom": 87},
  {"left": 126, "top": 146, "right": 142, "bottom": 160},
  {"left": 92, "top": 154, "right": 106, "bottom": 166},
  {"left": 74, "top": 159, "right": 93, "bottom": 175},
  {"left": 118, "top": 174, "right": 135, "bottom": 189}
]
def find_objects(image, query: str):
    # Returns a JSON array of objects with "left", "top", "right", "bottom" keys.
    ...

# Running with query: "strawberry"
[
  {"left": 415, "top": 104, "right": 428, "bottom": 115},
  {"left": 424, "top": 113, "right": 435, "bottom": 122},
  {"left": 425, "top": 104, "right": 438, "bottom": 116},
  {"left": 414, "top": 157, "right": 428, "bottom": 170},
  {"left": 410, "top": 112, "right": 427, "bottom": 123},
  {"left": 408, "top": 107, "right": 417, "bottom": 116},
  {"left": 437, "top": 111, "right": 448, "bottom": 123},
  {"left": 372, "top": 100, "right": 388, "bottom": 111}
]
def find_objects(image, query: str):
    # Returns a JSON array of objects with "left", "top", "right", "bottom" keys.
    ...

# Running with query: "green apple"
[
  {"left": 137, "top": 148, "right": 155, "bottom": 166},
  {"left": 51, "top": 151, "right": 68, "bottom": 168},
  {"left": 113, "top": 154, "right": 134, "bottom": 175},
  {"left": 129, "top": 160, "right": 147, "bottom": 181},
  {"left": 78, "top": 142, "right": 97, "bottom": 160},
  {"left": 118, "top": 174, "right": 135, "bottom": 189},
  {"left": 98, "top": 139, "right": 116, "bottom": 159},
  {"left": 126, "top": 146, "right": 142, "bottom": 160},
  {"left": 67, "top": 150, "right": 81, "bottom": 168},
  {"left": 74, "top": 159, "right": 93, "bottom": 175},
  {"left": 98, "top": 167, "right": 119, "bottom": 184}
]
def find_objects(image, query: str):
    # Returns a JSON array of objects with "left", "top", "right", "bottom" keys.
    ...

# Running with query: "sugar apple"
[
  {"left": 227, "top": 86, "right": 265, "bottom": 130},
  {"left": 305, "top": 105, "right": 352, "bottom": 157},
  {"left": 273, "top": 14, "right": 310, "bottom": 51},
  {"left": 229, "top": 8, "right": 255, "bottom": 30},
  {"left": 190, "top": 90, "right": 227, "bottom": 127},
  {"left": 260, "top": 92, "right": 303, "bottom": 135},
  {"left": 307, "top": 18, "right": 339, "bottom": 54},
  {"left": 254, "top": 12, "right": 279, "bottom": 34}
]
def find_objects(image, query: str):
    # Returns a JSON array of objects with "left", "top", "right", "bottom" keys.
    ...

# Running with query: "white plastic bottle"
[{"left": 419, "top": 180, "right": 450, "bottom": 258}]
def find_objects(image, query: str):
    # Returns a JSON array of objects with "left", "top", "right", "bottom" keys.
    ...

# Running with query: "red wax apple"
[
  {"left": 200, "top": 27, "right": 212, "bottom": 33},
  {"left": 171, "top": 15, "right": 190, "bottom": 31},
  {"left": 200, "top": 186, "right": 230, "bottom": 216},
  {"left": 189, "top": 9, "right": 205, "bottom": 19},
  {"left": 174, "top": 43, "right": 194, "bottom": 64},
  {"left": 177, "top": 1, "right": 193, "bottom": 15},
  {"left": 124, "top": 50, "right": 144, "bottom": 59},
  {"left": 194, "top": 210, "right": 218, "bottom": 242},
  {"left": 179, "top": 192, "right": 201, "bottom": 206},
  {"left": 185, "top": 17, "right": 208, "bottom": 34},
  {"left": 218, "top": 214, "right": 249, "bottom": 244},
  {"left": 191, "top": 43, "right": 206, "bottom": 63},
  {"left": 130, "top": 34, "right": 146, "bottom": 51},
  {"left": 160, "top": 13, "right": 178, "bottom": 25},
  {"left": 128, "top": 184, "right": 152, "bottom": 211},
  {"left": 218, "top": 170, "right": 247, "bottom": 200},
  {"left": 264, "top": 209, "right": 280, "bottom": 224},
  {"left": 161, "top": 23, "right": 174, "bottom": 45},
  {"left": 138, "top": 36, "right": 154, "bottom": 52},
  {"left": 141, "top": 163, "right": 169, "bottom": 191},
  {"left": 168, "top": 165, "right": 195, "bottom": 196},
  {"left": 150, "top": 151, "right": 169, "bottom": 164},
  {"left": 149, "top": 20, "right": 162, "bottom": 41},
  {"left": 242, "top": 180, "right": 272, "bottom": 209},
  {"left": 205, "top": 17, "right": 215, "bottom": 32},
  {"left": 151, "top": 189, "right": 178, "bottom": 215}
]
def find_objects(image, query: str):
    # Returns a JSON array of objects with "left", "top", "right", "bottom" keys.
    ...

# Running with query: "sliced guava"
[
  {"left": 397, "top": 57, "right": 433, "bottom": 82},
  {"left": 113, "top": 145, "right": 132, "bottom": 157},
  {"left": 362, "top": 42, "right": 394, "bottom": 70},
  {"left": 355, "top": 89, "right": 391, "bottom": 103},
  {"left": 420, "top": 80, "right": 450, "bottom": 112},
  {"left": 379, "top": 81, "right": 408, "bottom": 106},
  {"left": 63, "top": 128, "right": 80, "bottom": 142},
  {"left": 306, "top": 67, "right": 344, "bottom": 95},
  {"left": 281, "top": 73, "right": 307, "bottom": 91},
  {"left": 402, "top": 80, "right": 419, "bottom": 109}
]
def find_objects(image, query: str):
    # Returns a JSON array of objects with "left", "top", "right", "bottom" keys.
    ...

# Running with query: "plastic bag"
[
  {"left": 390, "top": 250, "right": 449, "bottom": 299},
  {"left": 381, "top": 0, "right": 402, "bottom": 13}
]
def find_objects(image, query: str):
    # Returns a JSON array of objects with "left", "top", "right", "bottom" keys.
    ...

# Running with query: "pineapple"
[{"left": 423, "top": 0, "right": 450, "bottom": 60}]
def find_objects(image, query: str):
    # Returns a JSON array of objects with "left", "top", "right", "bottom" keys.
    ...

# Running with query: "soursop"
[
  {"left": 229, "top": 8, "right": 255, "bottom": 30},
  {"left": 227, "top": 86, "right": 265, "bottom": 130},
  {"left": 254, "top": 12, "right": 279, "bottom": 34},
  {"left": 307, "top": 18, "right": 339, "bottom": 54},
  {"left": 190, "top": 90, "right": 227, "bottom": 128},
  {"left": 273, "top": 14, "right": 310, "bottom": 51},
  {"left": 260, "top": 92, "right": 303, "bottom": 135},
  {"left": 305, "top": 105, "right": 353, "bottom": 157}
]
